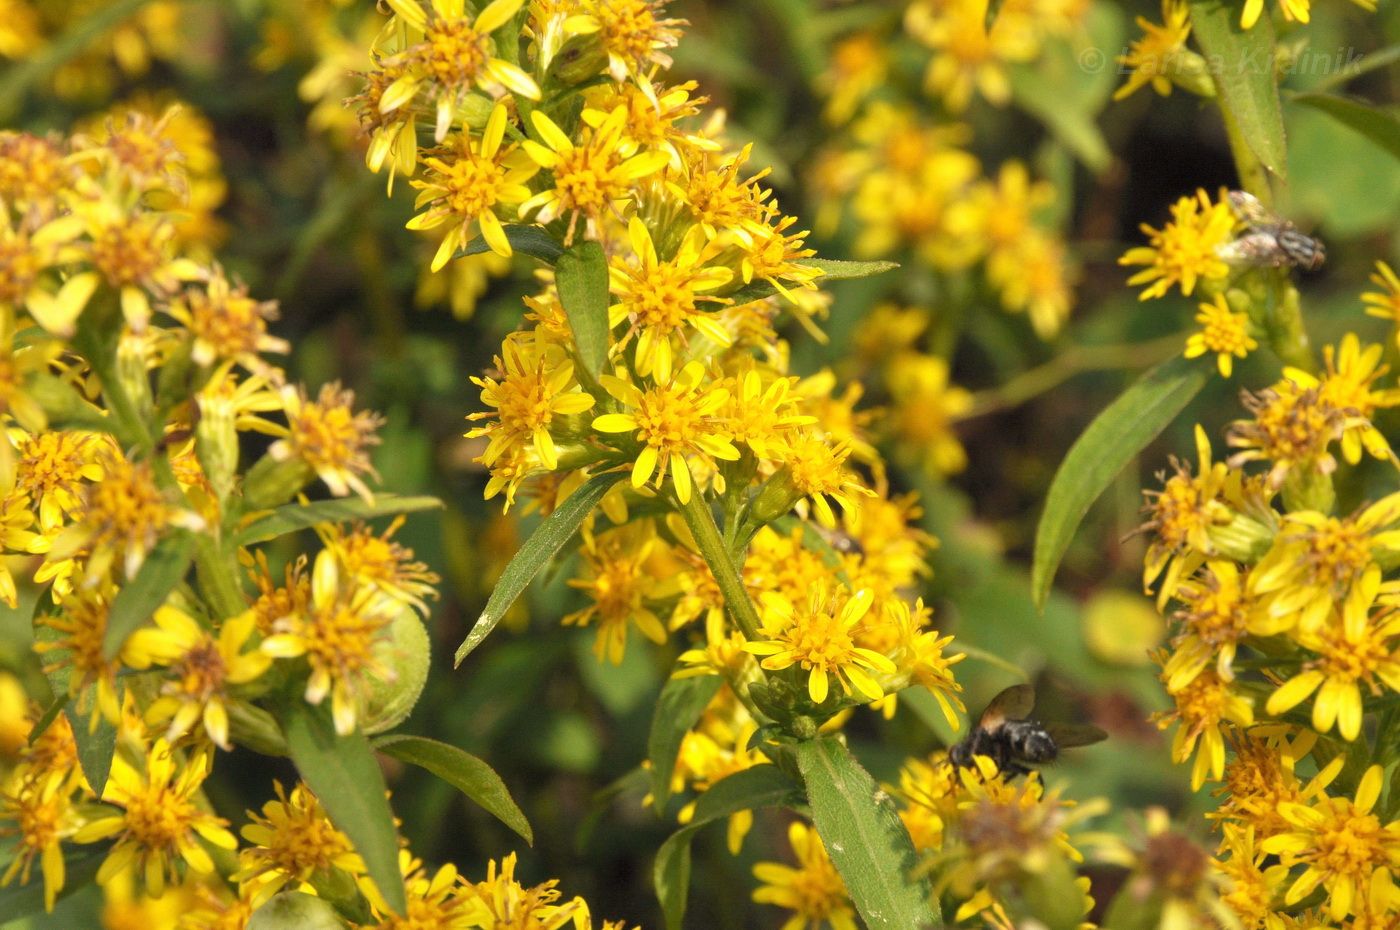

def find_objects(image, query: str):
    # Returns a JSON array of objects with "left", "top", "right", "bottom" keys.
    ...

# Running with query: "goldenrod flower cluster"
[
  {"left": 1138, "top": 269, "right": 1400, "bottom": 924},
  {"left": 0, "top": 103, "right": 631, "bottom": 929}
]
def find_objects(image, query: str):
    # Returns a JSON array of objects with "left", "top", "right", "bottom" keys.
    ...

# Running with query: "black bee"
[
  {"left": 947, "top": 684, "right": 1107, "bottom": 778},
  {"left": 1218, "top": 190, "right": 1326, "bottom": 271}
]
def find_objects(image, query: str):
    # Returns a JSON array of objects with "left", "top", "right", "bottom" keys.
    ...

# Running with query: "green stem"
[
  {"left": 677, "top": 491, "right": 762, "bottom": 641},
  {"left": 193, "top": 534, "right": 248, "bottom": 620},
  {"left": 1264, "top": 274, "right": 1317, "bottom": 374},
  {"left": 1218, "top": 102, "right": 1272, "bottom": 205}
]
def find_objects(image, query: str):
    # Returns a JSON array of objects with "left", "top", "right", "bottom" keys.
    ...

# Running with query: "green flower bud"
[
  {"left": 1282, "top": 465, "right": 1335, "bottom": 516},
  {"left": 359, "top": 606, "right": 431, "bottom": 735},
  {"left": 548, "top": 33, "right": 608, "bottom": 85},
  {"left": 748, "top": 468, "right": 801, "bottom": 526},
  {"left": 247, "top": 892, "right": 348, "bottom": 930},
  {"left": 1206, "top": 511, "right": 1274, "bottom": 564},
  {"left": 243, "top": 452, "right": 315, "bottom": 511}
]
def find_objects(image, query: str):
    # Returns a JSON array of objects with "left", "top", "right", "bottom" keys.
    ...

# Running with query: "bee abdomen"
[{"left": 1007, "top": 722, "right": 1058, "bottom": 764}]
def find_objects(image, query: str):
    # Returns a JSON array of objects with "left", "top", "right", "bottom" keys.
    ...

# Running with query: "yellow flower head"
[
  {"left": 1120, "top": 188, "right": 1235, "bottom": 300},
  {"left": 408, "top": 104, "right": 540, "bottom": 263},
  {"left": 269, "top": 382, "right": 385, "bottom": 502},
  {"left": 592, "top": 361, "right": 738, "bottom": 504},
  {"left": 261, "top": 548, "right": 404, "bottom": 735},
  {"left": 1227, "top": 377, "right": 1352, "bottom": 490},
  {"left": 744, "top": 586, "right": 897, "bottom": 705},
  {"left": 166, "top": 266, "right": 288, "bottom": 370},
  {"left": 1114, "top": 0, "right": 1191, "bottom": 100},
  {"left": 752, "top": 821, "right": 857, "bottom": 930},
  {"left": 1152, "top": 659, "right": 1254, "bottom": 790},
  {"left": 1184, "top": 293, "right": 1257, "bottom": 378},
  {"left": 73, "top": 741, "right": 237, "bottom": 898},
  {"left": 1285, "top": 333, "right": 1400, "bottom": 465},
  {"left": 459, "top": 851, "right": 586, "bottom": 930},
  {"left": 233, "top": 780, "right": 364, "bottom": 906},
  {"left": 468, "top": 335, "right": 596, "bottom": 472},
  {"left": 1259, "top": 761, "right": 1400, "bottom": 921},
  {"left": 563, "top": 525, "right": 670, "bottom": 664},
  {"left": 0, "top": 767, "right": 85, "bottom": 912},
  {"left": 886, "top": 352, "right": 973, "bottom": 477},
  {"left": 1363, "top": 261, "right": 1400, "bottom": 349}
]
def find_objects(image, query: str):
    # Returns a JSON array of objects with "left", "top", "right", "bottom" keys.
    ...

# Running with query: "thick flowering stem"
[
  {"left": 1265, "top": 274, "right": 1318, "bottom": 375},
  {"left": 677, "top": 491, "right": 763, "bottom": 642}
]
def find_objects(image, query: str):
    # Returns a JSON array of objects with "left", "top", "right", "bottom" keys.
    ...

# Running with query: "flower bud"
[
  {"left": 748, "top": 468, "right": 801, "bottom": 526},
  {"left": 116, "top": 331, "right": 155, "bottom": 423},
  {"left": 243, "top": 452, "right": 315, "bottom": 511},
  {"left": 247, "top": 892, "right": 348, "bottom": 930},
  {"left": 358, "top": 606, "right": 431, "bottom": 735},
  {"left": 196, "top": 397, "right": 239, "bottom": 508},
  {"left": 547, "top": 33, "right": 608, "bottom": 85},
  {"left": 1282, "top": 465, "right": 1335, "bottom": 516},
  {"left": 1206, "top": 511, "right": 1274, "bottom": 564}
]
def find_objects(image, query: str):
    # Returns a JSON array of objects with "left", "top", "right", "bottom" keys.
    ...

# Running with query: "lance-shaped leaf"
[
  {"left": 797, "top": 738, "right": 941, "bottom": 930},
  {"left": 454, "top": 224, "right": 563, "bottom": 263},
  {"left": 455, "top": 471, "right": 624, "bottom": 666},
  {"left": 237, "top": 495, "right": 443, "bottom": 546},
  {"left": 654, "top": 765, "right": 801, "bottom": 930},
  {"left": 723, "top": 258, "right": 898, "bottom": 306},
  {"left": 1031, "top": 353, "right": 1210, "bottom": 609},
  {"left": 555, "top": 239, "right": 611, "bottom": 383},
  {"left": 281, "top": 700, "right": 407, "bottom": 915},
  {"left": 102, "top": 531, "right": 193, "bottom": 659},
  {"left": 374, "top": 735, "right": 532, "bottom": 844},
  {"left": 648, "top": 674, "right": 723, "bottom": 809},
  {"left": 1189, "top": 0, "right": 1287, "bottom": 178},
  {"left": 1292, "top": 93, "right": 1400, "bottom": 165}
]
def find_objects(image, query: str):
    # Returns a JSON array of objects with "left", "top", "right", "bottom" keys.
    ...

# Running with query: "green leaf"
[
  {"left": 280, "top": 700, "right": 407, "bottom": 915},
  {"left": 374, "top": 735, "right": 533, "bottom": 844},
  {"left": 985, "top": 0, "right": 1007, "bottom": 32},
  {"left": 102, "top": 532, "right": 193, "bottom": 659},
  {"left": 796, "top": 738, "right": 941, "bottom": 930},
  {"left": 1189, "top": 0, "right": 1288, "bottom": 178},
  {"left": 1031, "top": 353, "right": 1210, "bottom": 609},
  {"left": 654, "top": 765, "right": 800, "bottom": 930},
  {"left": 1008, "top": 60, "right": 1110, "bottom": 173},
  {"left": 454, "top": 224, "right": 563, "bottom": 263},
  {"left": 28, "top": 695, "right": 67, "bottom": 745},
  {"left": 723, "top": 258, "right": 899, "bottom": 306},
  {"left": 648, "top": 674, "right": 723, "bottom": 809},
  {"left": 1292, "top": 93, "right": 1400, "bottom": 165},
  {"left": 0, "top": 841, "right": 109, "bottom": 921},
  {"left": 554, "top": 239, "right": 611, "bottom": 382},
  {"left": 237, "top": 495, "right": 443, "bottom": 546},
  {"left": 454, "top": 471, "right": 624, "bottom": 666},
  {"left": 1310, "top": 43, "right": 1400, "bottom": 94}
]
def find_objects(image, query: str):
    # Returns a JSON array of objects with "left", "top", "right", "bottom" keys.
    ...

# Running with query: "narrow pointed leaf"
[
  {"left": 724, "top": 258, "right": 898, "bottom": 306},
  {"left": 1189, "top": 0, "right": 1287, "bottom": 178},
  {"left": 455, "top": 471, "right": 624, "bottom": 666},
  {"left": 237, "top": 495, "right": 443, "bottom": 546},
  {"left": 985, "top": 0, "right": 1007, "bottom": 31},
  {"left": 1032, "top": 353, "right": 1210, "bottom": 609},
  {"left": 555, "top": 239, "right": 611, "bottom": 381},
  {"left": 797, "top": 738, "right": 941, "bottom": 930},
  {"left": 654, "top": 765, "right": 801, "bottom": 930},
  {"left": 454, "top": 224, "right": 563, "bottom": 263},
  {"left": 281, "top": 700, "right": 407, "bottom": 915},
  {"left": 103, "top": 531, "right": 194, "bottom": 659},
  {"left": 27, "top": 695, "right": 67, "bottom": 744},
  {"left": 1292, "top": 93, "right": 1400, "bottom": 165},
  {"left": 648, "top": 674, "right": 723, "bottom": 809},
  {"left": 374, "top": 735, "right": 533, "bottom": 844}
]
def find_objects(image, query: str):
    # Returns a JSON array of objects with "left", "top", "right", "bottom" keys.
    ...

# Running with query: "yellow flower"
[
  {"left": 1363, "top": 260, "right": 1400, "bottom": 348},
  {"left": 458, "top": 851, "right": 586, "bottom": 929},
  {"left": 73, "top": 741, "right": 237, "bottom": 898},
  {"left": 1162, "top": 561, "right": 1268, "bottom": 690},
  {"left": 0, "top": 768, "right": 85, "bottom": 912},
  {"left": 13, "top": 429, "right": 107, "bottom": 534},
  {"left": 1184, "top": 293, "right": 1257, "bottom": 377},
  {"left": 1265, "top": 567, "right": 1400, "bottom": 741},
  {"left": 563, "top": 526, "right": 671, "bottom": 664},
  {"left": 408, "top": 104, "right": 540, "bottom": 263},
  {"left": 370, "top": 856, "right": 472, "bottom": 929},
  {"left": 1114, "top": 0, "right": 1191, "bottom": 100},
  {"left": 1119, "top": 188, "right": 1235, "bottom": 300},
  {"left": 467, "top": 336, "right": 596, "bottom": 472},
  {"left": 165, "top": 266, "right": 289, "bottom": 370},
  {"left": 233, "top": 780, "right": 364, "bottom": 906},
  {"left": 268, "top": 382, "right": 384, "bottom": 502},
  {"left": 261, "top": 548, "right": 403, "bottom": 735},
  {"left": 744, "top": 586, "right": 896, "bottom": 705},
  {"left": 123, "top": 607, "right": 272, "bottom": 750},
  {"left": 520, "top": 107, "right": 671, "bottom": 242},
  {"left": 566, "top": 0, "right": 686, "bottom": 83},
  {"left": 904, "top": 0, "right": 1040, "bottom": 111},
  {"left": 1209, "top": 726, "right": 1312, "bottom": 840},
  {"left": 987, "top": 227, "right": 1076, "bottom": 339},
  {"left": 1250, "top": 494, "right": 1400, "bottom": 634},
  {"left": 1240, "top": 0, "right": 1373, "bottom": 30},
  {"left": 1227, "top": 378, "right": 1351, "bottom": 490},
  {"left": 33, "top": 581, "right": 129, "bottom": 728},
  {"left": 886, "top": 353, "right": 973, "bottom": 476},
  {"left": 1284, "top": 333, "right": 1400, "bottom": 465},
  {"left": 1152, "top": 661, "right": 1253, "bottom": 790},
  {"left": 317, "top": 516, "right": 441, "bottom": 617},
  {"left": 1259, "top": 761, "right": 1400, "bottom": 921},
  {"left": 752, "top": 821, "right": 857, "bottom": 930},
  {"left": 380, "top": 0, "right": 540, "bottom": 140},
  {"left": 609, "top": 219, "right": 732, "bottom": 382},
  {"left": 592, "top": 361, "right": 738, "bottom": 504},
  {"left": 781, "top": 434, "right": 873, "bottom": 529},
  {"left": 723, "top": 371, "right": 816, "bottom": 462}
]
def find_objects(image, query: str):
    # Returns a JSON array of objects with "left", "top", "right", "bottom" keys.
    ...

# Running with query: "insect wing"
[
  {"left": 1227, "top": 189, "right": 1276, "bottom": 230},
  {"left": 1043, "top": 723, "right": 1108, "bottom": 749},
  {"left": 978, "top": 684, "right": 1036, "bottom": 732}
]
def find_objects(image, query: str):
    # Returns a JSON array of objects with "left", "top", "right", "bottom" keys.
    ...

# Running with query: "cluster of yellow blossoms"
[{"left": 0, "top": 100, "right": 627, "bottom": 928}]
